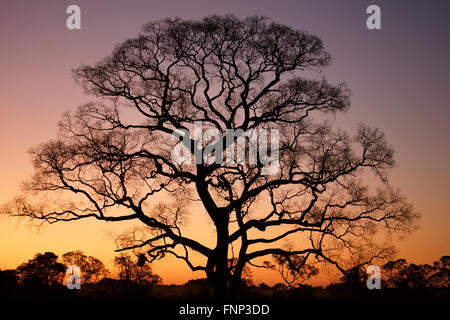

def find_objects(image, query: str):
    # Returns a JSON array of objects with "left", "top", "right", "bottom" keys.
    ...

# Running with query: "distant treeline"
[{"left": 0, "top": 251, "right": 448, "bottom": 301}]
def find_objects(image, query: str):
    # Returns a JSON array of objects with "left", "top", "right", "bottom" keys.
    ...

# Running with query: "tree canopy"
[
  {"left": 15, "top": 252, "right": 66, "bottom": 288},
  {"left": 3, "top": 15, "right": 419, "bottom": 297},
  {"left": 114, "top": 253, "right": 161, "bottom": 285},
  {"left": 62, "top": 250, "right": 108, "bottom": 284}
]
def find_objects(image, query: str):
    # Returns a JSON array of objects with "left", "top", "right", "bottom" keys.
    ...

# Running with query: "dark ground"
[{"left": 1, "top": 280, "right": 448, "bottom": 319}]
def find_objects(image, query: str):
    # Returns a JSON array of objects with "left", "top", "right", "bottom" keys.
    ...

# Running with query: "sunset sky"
[{"left": 0, "top": 0, "right": 449, "bottom": 286}]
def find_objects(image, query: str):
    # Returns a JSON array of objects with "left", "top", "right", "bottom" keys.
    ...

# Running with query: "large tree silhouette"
[{"left": 4, "top": 16, "right": 418, "bottom": 297}]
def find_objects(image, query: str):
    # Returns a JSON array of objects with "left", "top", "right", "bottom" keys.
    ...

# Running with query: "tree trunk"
[
  {"left": 230, "top": 258, "right": 246, "bottom": 296},
  {"left": 207, "top": 218, "right": 231, "bottom": 299}
]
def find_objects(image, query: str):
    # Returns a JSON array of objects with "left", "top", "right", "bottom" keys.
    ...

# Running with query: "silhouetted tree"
[
  {"left": 228, "top": 258, "right": 253, "bottom": 287},
  {"left": 3, "top": 15, "right": 419, "bottom": 297},
  {"left": 258, "top": 282, "right": 269, "bottom": 289},
  {"left": 62, "top": 250, "right": 108, "bottom": 284},
  {"left": 264, "top": 253, "right": 318, "bottom": 289},
  {"left": 0, "top": 269, "right": 19, "bottom": 294},
  {"left": 15, "top": 252, "right": 66, "bottom": 288},
  {"left": 383, "top": 256, "right": 450, "bottom": 289},
  {"left": 340, "top": 265, "right": 367, "bottom": 289},
  {"left": 428, "top": 256, "right": 450, "bottom": 288},
  {"left": 382, "top": 259, "right": 409, "bottom": 288},
  {"left": 114, "top": 253, "right": 161, "bottom": 285}
]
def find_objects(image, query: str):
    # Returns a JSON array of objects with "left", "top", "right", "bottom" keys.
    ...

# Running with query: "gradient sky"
[{"left": 0, "top": 0, "right": 449, "bottom": 286}]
